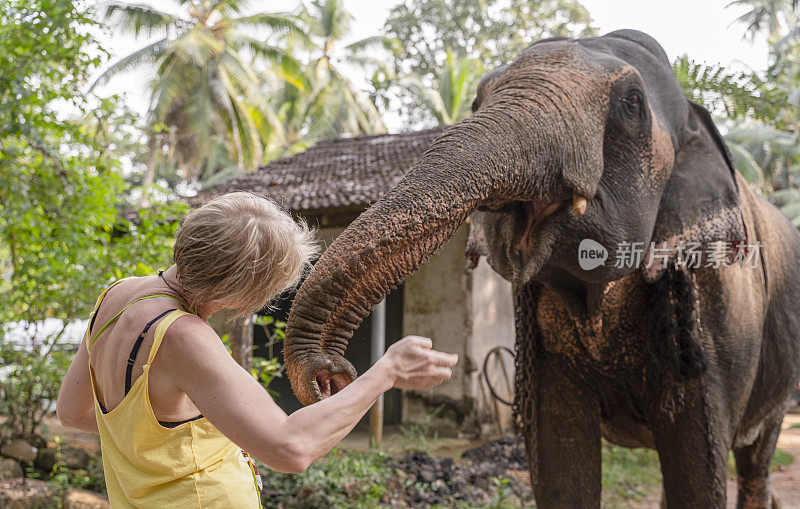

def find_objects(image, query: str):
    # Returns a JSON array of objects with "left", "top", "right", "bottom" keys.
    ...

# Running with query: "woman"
[{"left": 57, "top": 192, "right": 458, "bottom": 508}]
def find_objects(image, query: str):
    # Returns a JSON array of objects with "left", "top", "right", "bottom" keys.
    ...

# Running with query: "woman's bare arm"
[
  {"left": 57, "top": 333, "right": 100, "bottom": 434},
  {"left": 164, "top": 317, "right": 456, "bottom": 473}
]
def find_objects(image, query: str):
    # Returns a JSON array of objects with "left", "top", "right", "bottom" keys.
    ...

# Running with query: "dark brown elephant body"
[{"left": 284, "top": 30, "right": 800, "bottom": 508}]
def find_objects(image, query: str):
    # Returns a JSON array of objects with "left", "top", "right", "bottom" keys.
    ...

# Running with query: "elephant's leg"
[
  {"left": 530, "top": 348, "right": 601, "bottom": 508},
  {"left": 733, "top": 413, "right": 784, "bottom": 509},
  {"left": 651, "top": 384, "right": 729, "bottom": 509}
]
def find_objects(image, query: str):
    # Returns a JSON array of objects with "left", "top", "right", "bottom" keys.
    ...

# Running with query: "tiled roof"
[{"left": 193, "top": 128, "right": 444, "bottom": 213}]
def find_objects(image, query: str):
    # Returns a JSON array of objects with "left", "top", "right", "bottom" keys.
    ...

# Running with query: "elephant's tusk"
[{"left": 572, "top": 193, "right": 588, "bottom": 216}]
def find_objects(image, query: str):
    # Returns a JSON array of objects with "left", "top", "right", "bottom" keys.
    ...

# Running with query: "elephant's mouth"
[
  {"left": 523, "top": 192, "right": 589, "bottom": 244},
  {"left": 531, "top": 198, "right": 568, "bottom": 225}
]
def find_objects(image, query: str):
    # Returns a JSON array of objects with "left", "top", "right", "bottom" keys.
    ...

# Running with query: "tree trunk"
[{"left": 230, "top": 315, "right": 254, "bottom": 371}]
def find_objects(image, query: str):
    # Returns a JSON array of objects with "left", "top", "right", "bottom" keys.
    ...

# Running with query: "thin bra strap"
[
  {"left": 87, "top": 278, "right": 135, "bottom": 337},
  {"left": 88, "top": 294, "right": 179, "bottom": 351},
  {"left": 124, "top": 308, "right": 177, "bottom": 395},
  {"left": 146, "top": 310, "right": 191, "bottom": 367}
]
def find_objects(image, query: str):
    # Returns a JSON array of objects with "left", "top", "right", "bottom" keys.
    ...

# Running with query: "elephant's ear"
[{"left": 641, "top": 101, "right": 747, "bottom": 282}]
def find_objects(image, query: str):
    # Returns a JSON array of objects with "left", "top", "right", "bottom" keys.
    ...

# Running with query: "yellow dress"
[{"left": 86, "top": 281, "right": 262, "bottom": 508}]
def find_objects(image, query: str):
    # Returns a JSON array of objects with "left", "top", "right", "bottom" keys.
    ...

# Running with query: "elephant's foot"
[
  {"left": 736, "top": 477, "right": 778, "bottom": 509},
  {"left": 734, "top": 415, "right": 784, "bottom": 509}
]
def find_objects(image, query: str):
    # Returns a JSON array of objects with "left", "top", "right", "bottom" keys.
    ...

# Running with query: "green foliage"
[
  {"left": 384, "top": 0, "right": 596, "bottom": 125},
  {"left": 102, "top": 203, "right": 188, "bottom": 280},
  {"left": 252, "top": 315, "right": 286, "bottom": 395},
  {"left": 260, "top": 448, "right": 391, "bottom": 508},
  {"left": 220, "top": 315, "right": 285, "bottom": 395},
  {"left": 47, "top": 436, "right": 106, "bottom": 495},
  {"left": 1, "top": 0, "right": 116, "bottom": 323},
  {"left": 395, "top": 406, "right": 442, "bottom": 453},
  {"left": 0, "top": 341, "right": 72, "bottom": 440},
  {"left": 672, "top": 55, "right": 782, "bottom": 121},
  {"left": 384, "top": 0, "right": 596, "bottom": 80},
  {"left": 400, "top": 50, "right": 482, "bottom": 126},
  {"left": 0, "top": 0, "right": 184, "bottom": 442},
  {"left": 728, "top": 0, "right": 798, "bottom": 40},
  {"left": 487, "top": 477, "right": 514, "bottom": 508},
  {"left": 260, "top": 0, "right": 389, "bottom": 160},
  {"left": 96, "top": 0, "right": 307, "bottom": 175}
]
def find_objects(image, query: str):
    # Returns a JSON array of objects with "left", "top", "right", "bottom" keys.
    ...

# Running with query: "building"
[{"left": 194, "top": 129, "right": 516, "bottom": 436}]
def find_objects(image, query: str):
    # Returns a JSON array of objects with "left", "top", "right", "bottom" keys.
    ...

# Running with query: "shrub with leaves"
[
  {"left": 260, "top": 448, "right": 391, "bottom": 508},
  {"left": 0, "top": 0, "right": 186, "bottom": 441},
  {"left": 0, "top": 341, "right": 71, "bottom": 441}
]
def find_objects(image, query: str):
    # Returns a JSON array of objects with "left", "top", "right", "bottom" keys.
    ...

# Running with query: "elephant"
[{"left": 283, "top": 29, "right": 800, "bottom": 508}]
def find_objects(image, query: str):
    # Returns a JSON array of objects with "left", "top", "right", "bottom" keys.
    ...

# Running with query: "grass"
[
  {"left": 727, "top": 448, "right": 795, "bottom": 477},
  {"left": 771, "top": 448, "right": 794, "bottom": 470},
  {"left": 600, "top": 444, "right": 794, "bottom": 507},
  {"left": 257, "top": 440, "right": 793, "bottom": 508},
  {"left": 260, "top": 448, "right": 392, "bottom": 508},
  {"left": 601, "top": 443, "right": 662, "bottom": 507}
]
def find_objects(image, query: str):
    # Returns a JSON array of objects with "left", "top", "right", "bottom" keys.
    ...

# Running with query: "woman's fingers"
[
  {"left": 387, "top": 335, "right": 458, "bottom": 390},
  {"left": 409, "top": 336, "right": 433, "bottom": 349},
  {"left": 410, "top": 367, "right": 453, "bottom": 389},
  {"left": 429, "top": 350, "right": 458, "bottom": 367}
]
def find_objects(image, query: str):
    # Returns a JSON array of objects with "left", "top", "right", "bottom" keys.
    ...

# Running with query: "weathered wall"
[
  {"left": 400, "top": 226, "right": 474, "bottom": 433},
  {"left": 468, "top": 258, "right": 516, "bottom": 434}
]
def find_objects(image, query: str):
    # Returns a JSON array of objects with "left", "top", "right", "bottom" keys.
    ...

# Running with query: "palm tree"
[
  {"left": 293, "top": 0, "right": 390, "bottom": 134},
  {"left": 260, "top": 66, "right": 343, "bottom": 160},
  {"left": 728, "top": 0, "right": 797, "bottom": 39},
  {"left": 93, "top": 0, "right": 307, "bottom": 184},
  {"left": 400, "top": 50, "right": 481, "bottom": 126}
]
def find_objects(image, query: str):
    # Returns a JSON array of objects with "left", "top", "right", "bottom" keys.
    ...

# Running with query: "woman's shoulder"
[{"left": 161, "top": 313, "right": 221, "bottom": 350}]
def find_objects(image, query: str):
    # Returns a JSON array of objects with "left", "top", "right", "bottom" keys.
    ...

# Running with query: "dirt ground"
[
  {"left": 631, "top": 411, "right": 800, "bottom": 508},
  {"left": 44, "top": 412, "right": 800, "bottom": 507}
]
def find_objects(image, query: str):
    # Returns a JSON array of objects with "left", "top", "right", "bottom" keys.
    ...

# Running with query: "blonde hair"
[{"left": 173, "top": 192, "right": 318, "bottom": 318}]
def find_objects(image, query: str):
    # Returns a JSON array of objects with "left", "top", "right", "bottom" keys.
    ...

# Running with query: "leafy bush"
[
  {"left": 0, "top": 340, "right": 71, "bottom": 441},
  {"left": 221, "top": 315, "right": 285, "bottom": 395},
  {"left": 396, "top": 405, "right": 443, "bottom": 454},
  {"left": 260, "top": 449, "right": 391, "bottom": 508},
  {"left": 45, "top": 437, "right": 106, "bottom": 495}
]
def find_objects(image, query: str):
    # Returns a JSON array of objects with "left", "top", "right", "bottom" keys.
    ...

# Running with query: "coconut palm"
[
  {"left": 92, "top": 0, "right": 307, "bottom": 183},
  {"left": 728, "top": 0, "right": 798, "bottom": 39},
  {"left": 400, "top": 50, "right": 480, "bottom": 126},
  {"left": 292, "top": 0, "right": 390, "bottom": 135}
]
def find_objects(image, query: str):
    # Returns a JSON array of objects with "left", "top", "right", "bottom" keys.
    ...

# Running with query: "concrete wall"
[
  {"left": 400, "top": 226, "right": 475, "bottom": 433},
  {"left": 468, "top": 258, "right": 516, "bottom": 434}
]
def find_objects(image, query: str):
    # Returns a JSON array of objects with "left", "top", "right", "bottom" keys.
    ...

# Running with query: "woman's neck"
[{"left": 159, "top": 266, "right": 219, "bottom": 320}]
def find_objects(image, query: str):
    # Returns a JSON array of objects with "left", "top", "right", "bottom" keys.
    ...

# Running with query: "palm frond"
[
  {"left": 344, "top": 35, "right": 390, "bottom": 54},
  {"left": 231, "top": 12, "right": 310, "bottom": 41},
  {"left": 103, "top": 2, "right": 186, "bottom": 37},
  {"left": 172, "top": 28, "right": 224, "bottom": 66},
  {"left": 89, "top": 36, "right": 170, "bottom": 90}
]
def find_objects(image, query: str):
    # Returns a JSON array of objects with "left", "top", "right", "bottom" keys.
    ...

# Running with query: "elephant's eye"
[{"left": 620, "top": 89, "right": 643, "bottom": 116}]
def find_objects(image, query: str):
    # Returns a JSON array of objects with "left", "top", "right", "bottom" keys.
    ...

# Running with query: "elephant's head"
[{"left": 284, "top": 30, "right": 745, "bottom": 405}]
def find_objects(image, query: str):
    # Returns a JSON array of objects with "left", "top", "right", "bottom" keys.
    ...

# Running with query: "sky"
[{"left": 93, "top": 0, "right": 771, "bottom": 128}]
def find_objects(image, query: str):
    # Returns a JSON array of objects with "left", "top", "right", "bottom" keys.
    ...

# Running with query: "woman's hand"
[{"left": 379, "top": 335, "right": 458, "bottom": 390}]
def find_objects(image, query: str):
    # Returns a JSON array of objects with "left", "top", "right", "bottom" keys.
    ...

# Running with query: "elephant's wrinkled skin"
[{"left": 283, "top": 30, "right": 800, "bottom": 508}]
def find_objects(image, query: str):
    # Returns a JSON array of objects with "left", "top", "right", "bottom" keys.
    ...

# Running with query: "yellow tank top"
[{"left": 86, "top": 280, "right": 262, "bottom": 508}]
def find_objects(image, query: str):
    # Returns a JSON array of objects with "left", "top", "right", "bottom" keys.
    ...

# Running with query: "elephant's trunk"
[{"left": 285, "top": 97, "right": 604, "bottom": 405}]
